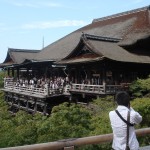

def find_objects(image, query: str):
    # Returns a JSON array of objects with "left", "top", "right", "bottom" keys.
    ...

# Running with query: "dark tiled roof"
[
  {"left": 35, "top": 6, "right": 150, "bottom": 62},
  {"left": 88, "top": 39, "right": 150, "bottom": 63},
  {"left": 3, "top": 48, "right": 40, "bottom": 64},
  {"left": 59, "top": 34, "right": 150, "bottom": 64}
]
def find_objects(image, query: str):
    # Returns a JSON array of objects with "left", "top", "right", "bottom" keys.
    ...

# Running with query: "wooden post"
[
  {"left": 26, "top": 100, "right": 29, "bottom": 111},
  {"left": 47, "top": 84, "right": 49, "bottom": 96},
  {"left": 17, "top": 68, "right": 19, "bottom": 79},
  {"left": 12, "top": 68, "right": 14, "bottom": 77},
  {"left": 27, "top": 68, "right": 29, "bottom": 82},
  {"left": 11, "top": 93, "right": 14, "bottom": 106},
  {"left": 34, "top": 99, "right": 37, "bottom": 113},
  {"left": 18, "top": 95, "right": 20, "bottom": 109},
  {"left": 69, "top": 94, "right": 72, "bottom": 101},
  {"left": 103, "top": 83, "right": 106, "bottom": 93},
  {"left": 8, "top": 68, "right": 10, "bottom": 77},
  {"left": 43, "top": 102, "right": 47, "bottom": 115},
  {"left": 102, "top": 68, "right": 106, "bottom": 85},
  {"left": 82, "top": 93, "right": 85, "bottom": 98}
]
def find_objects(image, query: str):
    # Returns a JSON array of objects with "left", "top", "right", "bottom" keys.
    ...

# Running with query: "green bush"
[
  {"left": 0, "top": 71, "right": 6, "bottom": 88},
  {"left": 129, "top": 76, "right": 150, "bottom": 97},
  {"left": 131, "top": 97, "right": 150, "bottom": 147},
  {"left": 131, "top": 97, "right": 150, "bottom": 127}
]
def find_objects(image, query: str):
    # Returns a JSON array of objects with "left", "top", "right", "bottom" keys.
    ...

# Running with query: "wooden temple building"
[{"left": 0, "top": 6, "right": 150, "bottom": 114}]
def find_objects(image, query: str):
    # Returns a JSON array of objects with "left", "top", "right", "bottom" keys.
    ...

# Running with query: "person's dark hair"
[{"left": 115, "top": 91, "right": 130, "bottom": 107}]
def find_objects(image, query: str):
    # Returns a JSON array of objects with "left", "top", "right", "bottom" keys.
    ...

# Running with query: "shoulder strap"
[
  {"left": 126, "top": 111, "right": 130, "bottom": 148},
  {"left": 115, "top": 110, "right": 134, "bottom": 126}
]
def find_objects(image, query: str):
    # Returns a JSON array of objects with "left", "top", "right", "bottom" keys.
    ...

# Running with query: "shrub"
[{"left": 129, "top": 76, "right": 150, "bottom": 98}]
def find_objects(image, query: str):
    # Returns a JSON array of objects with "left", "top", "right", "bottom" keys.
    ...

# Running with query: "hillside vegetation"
[{"left": 0, "top": 73, "right": 150, "bottom": 149}]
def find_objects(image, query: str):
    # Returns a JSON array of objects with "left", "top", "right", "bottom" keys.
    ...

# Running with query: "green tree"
[
  {"left": 37, "top": 102, "right": 93, "bottom": 143},
  {"left": 0, "top": 70, "right": 7, "bottom": 88},
  {"left": 131, "top": 97, "right": 150, "bottom": 147},
  {"left": 129, "top": 76, "right": 150, "bottom": 97}
]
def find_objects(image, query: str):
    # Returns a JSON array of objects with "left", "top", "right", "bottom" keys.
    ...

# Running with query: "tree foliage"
[
  {"left": 0, "top": 70, "right": 7, "bottom": 88},
  {"left": 0, "top": 75, "right": 150, "bottom": 149},
  {"left": 131, "top": 97, "right": 150, "bottom": 126},
  {"left": 129, "top": 75, "right": 150, "bottom": 97},
  {"left": 37, "top": 102, "right": 93, "bottom": 143}
]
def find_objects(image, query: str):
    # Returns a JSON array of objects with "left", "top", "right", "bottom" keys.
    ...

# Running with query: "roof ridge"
[
  {"left": 93, "top": 5, "right": 149, "bottom": 23},
  {"left": 8, "top": 48, "right": 40, "bottom": 53}
]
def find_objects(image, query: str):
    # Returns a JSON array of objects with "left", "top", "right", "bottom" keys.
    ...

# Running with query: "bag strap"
[
  {"left": 115, "top": 110, "right": 134, "bottom": 126},
  {"left": 126, "top": 111, "right": 130, "bottom": 148}
]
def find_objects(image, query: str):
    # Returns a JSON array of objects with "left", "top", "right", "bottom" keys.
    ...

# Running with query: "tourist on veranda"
[{"left": 109, "top": 91, "right": 142, "bottom": 150}]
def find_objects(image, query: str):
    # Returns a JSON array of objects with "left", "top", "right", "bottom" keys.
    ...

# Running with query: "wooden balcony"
[
  {"left": 70, "top": 83, "right": 126, "bottom": 95},
  {"left": 2, "top": 78, "right": 128, "bottom": 98},
  {"left": 3, "top": 78, "right": 64, "bottom": 98}
]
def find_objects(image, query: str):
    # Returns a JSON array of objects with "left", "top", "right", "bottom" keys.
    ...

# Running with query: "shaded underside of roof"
[
  {"left": 35, "top": 6, "right": 150, "bottom": 61},
  {"left": 58, "top": 56, "right": 103, "bottom": 64},
  {"left": 0, "top": 62, "right": 14, "bottom": 68}
]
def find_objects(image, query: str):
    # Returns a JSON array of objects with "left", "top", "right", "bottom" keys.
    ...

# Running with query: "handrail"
[
  {"left": 3, "top": 78, "right": 64, "bottom": 97},
  {"left": 70, "top": 83, "right": 125, "bottom": 94},
  {"left": 3, "top": 78, "right": 128, "bottom": 96},
  {"left": 1, "top": 128, "right": 150, "bottom": 150}
]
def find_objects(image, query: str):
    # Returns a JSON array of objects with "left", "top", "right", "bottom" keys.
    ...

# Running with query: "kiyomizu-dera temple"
[{"left": 0, "top": 6, "right": 150, "bottom": 114}]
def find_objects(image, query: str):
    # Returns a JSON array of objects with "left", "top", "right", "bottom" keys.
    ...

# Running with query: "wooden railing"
[
  {"left": 0, "top": 128, "right": 150, "bottom": 150},
  {"left": 105, "top": 85, "right": 123, "bottom": 94},
  {"left": 70, "top": 83, "right": 124, "bottom": 94},
  {"left": 70, "top": 84, "right": 105, "bottom": 94},
  {"left": 3, "top": 78, "right": 64, "bottom": 97},
  {"left": 3, "top": 78, "right": 128, "bottom": 97}
]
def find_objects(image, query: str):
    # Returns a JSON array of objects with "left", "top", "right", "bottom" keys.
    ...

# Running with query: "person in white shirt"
[{"left": 109, "top": 91, "right": 142, "bottom": 150}]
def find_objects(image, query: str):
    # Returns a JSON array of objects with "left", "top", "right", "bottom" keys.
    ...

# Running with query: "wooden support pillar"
[
  {"left": 18, "top": 100, "right": 20, "bottom": 109},
  {"left": 102, "top": 68, "right": 106, "bottom": 85},
  {"left": 17, "top": 68, "right": 19, "bottom": 79},
  {"left": 11, "top": 93, "right": 14, "bottom": 106},
  {"left": 43, "top": 102, "right": 47, "bottom": 115},
  {"left": 18, "top": 95, "right": 20, "bottom": 109},
  {"left": 26, "top": 100, "right": 29, "bottom": 111},
  {"left": 69, "top": 94, "right": 72, "bottom": 101},
  {"left": 34, "top": 99, "right": 37, "bottom": 113},
  {"left": 12, "top": 68, "right": 14, "bottom": 77},
  {"left": 47, "top": 84, "right": 49, "bottom": 96},
  {"left": 27, "top": 68, "right": 29, "bottom": 81},
  {"left": 82, "top": 93, "right": 85, "bottom": 98},
  {"left": 87, "top": 69, "right": 91, "bottom": 84},
  {"left": 103, "top": 82, "right": 106, "bottom": 93},
  {"left": 8, "top": 68, "right": 10, "bottom": 76},
  {"left": 77, "top": 67, "right": 81, "bottom": 84}
]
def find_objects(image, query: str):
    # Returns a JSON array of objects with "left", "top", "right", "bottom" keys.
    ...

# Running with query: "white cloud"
[{"left": 22, "top": 20, "right": 88, "bottom": 29}]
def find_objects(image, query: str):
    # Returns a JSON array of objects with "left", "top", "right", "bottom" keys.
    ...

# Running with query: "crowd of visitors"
[{"left": 4, "top": 76, "right": 70, "bottom": 90}]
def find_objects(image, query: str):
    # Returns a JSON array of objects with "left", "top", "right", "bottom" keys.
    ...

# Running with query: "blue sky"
[{"left": 0, "top": 0, "right": 149, "bottom": 63}]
